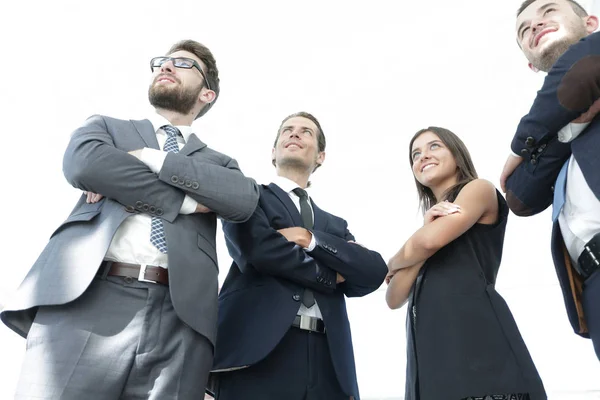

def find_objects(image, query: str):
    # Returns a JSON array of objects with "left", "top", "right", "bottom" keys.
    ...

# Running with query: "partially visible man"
[
  {"left": 1, "top": 40, "right": 259, "bottom": 399},
  {"left": 501, "top": 0, "right": 600, "bottom": 360},
  {"left": 210, "top": 112, "right": 388, "bottom": 400}
]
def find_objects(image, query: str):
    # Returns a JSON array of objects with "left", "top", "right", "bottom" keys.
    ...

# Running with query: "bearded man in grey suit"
[{"left": 1, "top": 40, "right": 259, "bottom": 399}]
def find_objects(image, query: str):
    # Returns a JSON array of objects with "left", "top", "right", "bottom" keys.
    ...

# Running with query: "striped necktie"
[{"left": 150, "top": 125, "right": 181, "bottom": 253}]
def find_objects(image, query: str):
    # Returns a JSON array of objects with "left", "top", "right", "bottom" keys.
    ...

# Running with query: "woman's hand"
[
  {"left": 385, "top": 270, "right": 397, "bottom": 285},
  {"left": 424, "top": 201, "right": 461, "bottom": 224}
]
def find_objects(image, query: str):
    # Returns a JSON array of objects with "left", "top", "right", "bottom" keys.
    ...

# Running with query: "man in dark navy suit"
[
  {"left": 210, "top": 112, "right": 388, "bottom": 399},
  {"left": 500, "top": 0, "right": 600, "bottom": 360}
]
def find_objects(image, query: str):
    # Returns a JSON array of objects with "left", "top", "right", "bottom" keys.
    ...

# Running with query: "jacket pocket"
[{"left": 50, "top": 201, "right": 103, "bottom": 238}]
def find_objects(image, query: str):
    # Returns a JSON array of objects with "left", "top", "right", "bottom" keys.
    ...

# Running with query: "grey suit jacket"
[{"left": 1, "top": 115, "right": 259, "bottom": 346}]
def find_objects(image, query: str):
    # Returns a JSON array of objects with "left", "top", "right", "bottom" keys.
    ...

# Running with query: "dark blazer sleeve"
[
  {"left": 309, "top": 227, "right": 388, "bottom": 297},
  {"left": 511, "top": 31, "right": 600, "bottom": 156},
  {"left": 505, "top": 137, "right": 571, "bottom": 216},
  {"left": 63, "top": 115, "right": 185, "bottom": 223},
  {"left": 222, "top": 205, "right": 338, "bottom": 294}
]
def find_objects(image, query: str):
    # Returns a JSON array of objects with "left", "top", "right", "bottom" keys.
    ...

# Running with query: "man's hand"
[
  {"left": 84, "top": 191, "right": 104, "bottom": 203},
  {"left": 128, "top": 149, "right": 144, "bottom": 160},
  {"left": 195, "top": 203, "right": 212, "bottom": 213},
  {"left": 500, "top": 154, "right": 523, "bottom": 193},
  {"left": 336, "top": 273, "right": 346, "bottom": 283},
  {"left": 573, "top": 97, "right": 600, "bottom": 123},
  {"left": 277, "top": 227, "right": 312, "bottom": 249},
  {"left": 424, "top": 201, "right": 460, "bottom": 224}
]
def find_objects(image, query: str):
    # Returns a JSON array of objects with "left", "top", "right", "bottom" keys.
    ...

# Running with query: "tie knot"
[
  {"left": 293, "top": 187, "right": 308, "bottom": 199},
  {"left": 161, "top": 125, "right": 181, "bottom": 138}
]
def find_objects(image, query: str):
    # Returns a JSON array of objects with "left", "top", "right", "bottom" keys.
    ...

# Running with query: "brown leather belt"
[{"left": 100, "top": 261, "right": 169, "bottom": 285}]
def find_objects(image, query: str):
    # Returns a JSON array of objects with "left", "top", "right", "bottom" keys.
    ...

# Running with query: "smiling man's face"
[
  {"left": 272, "top": 116, "right": 325, "bottom": 173},
  {"left": 516, "top": 0, "right": 593, "bottom": 72}
]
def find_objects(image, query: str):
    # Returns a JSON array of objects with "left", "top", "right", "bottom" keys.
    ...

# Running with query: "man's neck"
[
  {"left": 276, "top": 167, "right": 311, "bottom": 189},
  {"left": 155, "top": 108, "right": 194, "bottom": 127}
]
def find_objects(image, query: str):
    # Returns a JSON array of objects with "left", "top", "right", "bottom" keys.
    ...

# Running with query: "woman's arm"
[
  {"left": 385, "top": 261, "right": 425, "bottom": 309},
  {"left": 388, "top": 179, "right": 498, "bottom": 273}
]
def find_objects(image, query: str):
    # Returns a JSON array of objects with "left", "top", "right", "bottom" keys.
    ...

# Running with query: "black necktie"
[{"left": 292, "top": 188, "right": 315, "bottom": 308}]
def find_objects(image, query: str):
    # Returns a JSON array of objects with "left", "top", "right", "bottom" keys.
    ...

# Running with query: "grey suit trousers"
[{"left": 15, "top": 273, "right": 212, "bottom": 400}]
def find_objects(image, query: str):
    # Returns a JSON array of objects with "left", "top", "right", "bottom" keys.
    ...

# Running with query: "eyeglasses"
[{"left": 150, "top": 57, "right": 211, "bottom": 90}]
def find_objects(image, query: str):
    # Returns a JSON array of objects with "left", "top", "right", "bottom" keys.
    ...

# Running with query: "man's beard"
[
  {"left": 148, "top": 79, "right": 202, "bottom": 115},
  {"left": 529, "top": 25, "right": 587, "bottom": 72}
]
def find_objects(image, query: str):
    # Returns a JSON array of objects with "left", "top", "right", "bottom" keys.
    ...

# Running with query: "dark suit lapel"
[
  {"left": 181, "top": 133, "right": 207, "bottom": 156},
  {"left": 268, "top": 183, "right": 303, "bottom": 227},
  {"left": 131, "top": 120, "right": 160, "bottom": 150},
  {"left": 311, "top": 200, "right": 329, "bottom": 232}
]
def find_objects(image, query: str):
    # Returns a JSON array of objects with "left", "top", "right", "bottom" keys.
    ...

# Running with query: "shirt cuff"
[
  {"left": 140, "top": 148, "right": 167, "bottom": 174},
  {"left": 558, "top": 122, "right": 589, "bottom": 143},
  {"left": 304, "top": 232, "right": 317, "bottom": 252},
  {"left": 510, "top": 150, "right": 521, "bottom": 158},
  {"left": 180, "top": 195, "right": 198, "bottom": 214}
]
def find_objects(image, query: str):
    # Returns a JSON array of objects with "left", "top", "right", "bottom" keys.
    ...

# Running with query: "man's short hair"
[
  {"left": 168, "top": 40, "right": 220, "bottom": 118},
  {"left": 272, "top": 111, "right": 327, "bottom": 170},
  {"left": 517, "top": 0, "right": 588, "bottom": 17}
]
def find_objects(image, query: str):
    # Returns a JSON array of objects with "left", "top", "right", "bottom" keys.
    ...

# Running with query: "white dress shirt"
[
  {"left": 272, "top": 176, "right": 322, "bottom": 319},
  {"left": 104, "top": 112, "right": 199, "bottom": 268},
  {"left": 557, "top": 122, "right": 600, "bottom": 267}
]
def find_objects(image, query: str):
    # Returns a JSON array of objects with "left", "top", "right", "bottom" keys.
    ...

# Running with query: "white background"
[{"left": 1, "top": 0, "right": 599, "bottom": 398}]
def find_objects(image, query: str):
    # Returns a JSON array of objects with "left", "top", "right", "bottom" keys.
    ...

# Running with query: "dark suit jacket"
[
  {"left": 506, "top": 31, "right": 600, "bottom": 337},
  {"left": 1, "top": 115, "right": 259, "bottom": 346},
  {"left": 212, "top": 183, "right": 388, "bottom": 399}
]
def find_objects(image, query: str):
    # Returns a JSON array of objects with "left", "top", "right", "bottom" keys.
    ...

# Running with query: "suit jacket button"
[
  {"left": 326, "top": 280, "right": 332, "bottom": 286},
  {"left": 185, "top": 180, "right": 192, "bottom": 188},
  {"left": 125, "top": 205, "right": 136, "bottom": 213},
  {"left": 178, "top": 178, "right": 185, "bottom": 185},
  {"left": 520, "top": 148, "right": 529, "bottom": 156},
  {"left": 317, "top": 276, "right": 323, "bottom": 283},
  {"left": 156, "top": 208, "right": 164, "bottom": 216},
  {"left": 531, "top": 158, "right": 537, "bottom": 165},
  {"left": 192, "top": 182, "right": 199, "bottom": 190},
  {"left": 171, "top": 176, "right": 178, "bottom": 184},
  {"left": 142, "top": 204, "right": 150, "bottom": 211},
  {"left": 135, "top": 201, "right": 143, "bottom": 209},
  {"left": 149, "top": 206, "right": 156, "bottom": 213},
  {"left": 293, "top": 294, "right": 301, "bottom": 301},
  {"left": 525, "top": 136, "right": 536, "bottom": 146}
]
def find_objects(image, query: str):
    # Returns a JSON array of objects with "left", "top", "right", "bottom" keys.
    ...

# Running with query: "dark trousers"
[
  {"left": 215, "top": 326, "right": 350, "bottom": 400},
  {"left": 583, "top": 268, "right": 600, "bottom": 361},
  {"left": 15, "top": 275, "right": 212, "bottom": 400}
]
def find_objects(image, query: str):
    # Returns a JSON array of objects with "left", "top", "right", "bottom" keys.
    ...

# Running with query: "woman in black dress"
[{"left": 386, "top": 127, "right": 546, "bottom": 400}]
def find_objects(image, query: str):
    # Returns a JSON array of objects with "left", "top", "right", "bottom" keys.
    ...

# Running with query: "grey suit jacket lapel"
[
  {"left": 131, "top": 119, "right": 160, "bottom": 150},
  {"left": 181, "top": 133, "right": 207, "bottom": 156}
]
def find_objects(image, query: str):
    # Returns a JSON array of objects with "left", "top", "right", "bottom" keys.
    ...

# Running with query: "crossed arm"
[
  {"left": 501, "top": 31, "right": 600, "bottom": 201},
  {"left": 66, "top": 115, "right": 259, "bottom": 222},
  {"left": 385, "top": 179, "right": 498, "bottom": 309},
  {"left": 223, "top": 205, "right": 387, "bottom": 297}
]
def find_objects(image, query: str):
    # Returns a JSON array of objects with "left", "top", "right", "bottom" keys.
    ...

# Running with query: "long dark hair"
[{"left": 409, "top": 127, "right": 478, "bottom": 214}]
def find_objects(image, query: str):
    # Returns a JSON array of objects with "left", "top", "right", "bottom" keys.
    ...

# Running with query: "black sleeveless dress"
[{"left": 404, "top": 192, "right": 546, "bottom": 400}]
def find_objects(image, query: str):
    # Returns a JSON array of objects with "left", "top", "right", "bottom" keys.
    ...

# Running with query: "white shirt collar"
[
  {"left": 272, "top": 175, "right": 310, "bottom": 196},
  {"left": 147, "top": 111, "right": 195, "bottom": 143}
]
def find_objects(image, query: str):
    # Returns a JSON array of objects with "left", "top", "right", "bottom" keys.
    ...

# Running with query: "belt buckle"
[
  {"left": 138, "top": 264, "right": 156, "bottom": 284},
  {"left": 299, "top": 315, "right": 313, "bottom": 331}
]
